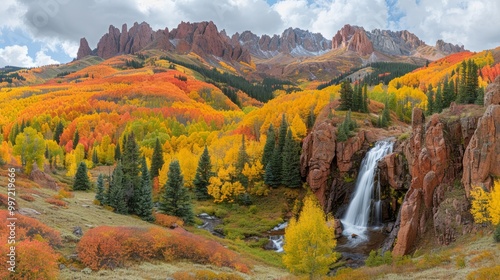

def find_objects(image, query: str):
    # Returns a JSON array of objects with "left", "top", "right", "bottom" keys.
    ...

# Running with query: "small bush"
[
  {"left": 0, "top": 210, "right": 61, "bottom": 247},
  {"left": 20, "top": 194, "right": 36, "bottom": 202},
  {"left": 333, "top": 267, "right": 370, "bottom": 280},
  {"left": 456, "top": 254, "right": 466, "bottom": 268},
  {"left": 494, "top": 224, "right": 500, "bottom": 243},
  {"left": 470, "top": 250, "right": 495, "bottom": 267},
  {"left": 467, "top": 265, "right": 500, "bottom": 280},
  {"left": 45, "top": 198, "right": 68, "bottom": 207},
  {"left": 53, "top": 189, "right": 74, "bottom": 199},
  {"left": 248, "top": 205, "right": 258, "bottom": 214},
  {"left": 365, "top": 250, "right": 392, "bottom": 267},
  {"left": 154, "top": 213, "right": 184, "bottom": 228}
]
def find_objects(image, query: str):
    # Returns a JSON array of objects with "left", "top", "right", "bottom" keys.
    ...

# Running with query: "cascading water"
[{"left": 341, "top": 140, "right": 394, "bottom": 242}]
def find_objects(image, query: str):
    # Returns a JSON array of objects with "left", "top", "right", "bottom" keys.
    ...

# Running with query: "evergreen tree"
[
  {"left": 109, "top": 163, "right": 128, "bottom": 214},
  {"left": 73, "top": 161, "right": 91, "bottom": 191},
  {"left": 339, "top": 80, "right": 354, "bottom": 110},
  {"left": 475, "top": 87, "right": 485, "bottom": 105},
  {"left": 95, "top": 173, "right": 106, "bottom": 205},
  {"left": 435, "top": 83, "right": 443, "bottom": 113},
  {"left": 236, "top": 135, "right": 250, "bottom": 186},
  {"left": 72, "top": 129, "right": 80, "bottom": 150},
  {"left": 122, "top": 133, "right": 141, "bottom": 212},
  {"left": 262, "top": 124, "right": 275, "bottom": 168},
  {"left": 193, "top": 145, "right": 213, "bottom": 200},
  {"left": 267, "top": 114, "right": 288, "bottom": 186},
  {"left": 362, "top": 83, "right": 369, "bottom": 113},
  {"left": 281, "top": 129, "right": 302, "bottom": 188},
  {"left": 150, "top": 138, "right": 164, "bottom": 179},
  {"left": 426, "top": 84, "right": 434, "bottom": 115},
  {"left": 159, "top": 160, "right": 194, "bottom": 225},
  {"left": 443, "top": 77, "right": 454, "bottom": 108},
  {"left": 53, "top": 121, "right": 64, "bottom": 144},
  {"left": 306, "top": 107, "right": 316, "bottom": 129},
  {"left": 264, "top": 155, "right": 280, "bottom": 187},
  {"left": 352, "top": 83, "right": 362, "bottom": 112},
  {"left": 92, "top": 149, "right": 99, "bottom": 165},
  {"left": 336, "top": 122, "right": 348, "bottom": 142},
  {"left": 114, "top": 142, "right": 121, "bottom": 161},
  {"left": 457, "top": 61, "right": 468, "bottom": 103},
  {"left": 136, "top": 156, "right": 154, "bottom": 221},
  {"left": 45, "top": 144, "right": 49, "bottom": 159}
]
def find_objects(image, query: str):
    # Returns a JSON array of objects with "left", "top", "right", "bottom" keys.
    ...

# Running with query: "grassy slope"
[{"left": 0, "top": 167, "right": 291, "bottom": 280}]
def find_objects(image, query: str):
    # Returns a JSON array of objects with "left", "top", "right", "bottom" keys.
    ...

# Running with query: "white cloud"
[
  {"left": 0, "top": 45, "right": 59, "bottom": 67},
  {"left": 396, "top": 0, "right": 500, "bottom": 50}
]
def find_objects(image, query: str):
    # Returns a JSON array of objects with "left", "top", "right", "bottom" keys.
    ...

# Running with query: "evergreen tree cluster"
[
  {"left": 263, "top": 115, "right": 302, "bottom": 188},
  {"left": 95, "top": 133, "right": 154, "bottom": 221},
  {"left": 125, "top": 59, "right": 144, "bottom": 69},
  {"left": 339, "top": 80, "right": 369, "bottom": 113},
  {"left": 337, "top": 110, "right": 358, "bottom": 142},
  {"left": 161, "top": 56, "right": 288, "bottom": 103},
  {"left": 317, "top": 62, "right": 419, "bottom": 90},
  {"left": 456, "top": 59, "right": 483, "bottom": 105}
]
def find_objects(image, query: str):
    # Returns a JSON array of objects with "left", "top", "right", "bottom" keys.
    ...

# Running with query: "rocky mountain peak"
[
  {"left": 76, "top": 38, "right": 92, "bottom": 60},
  {"left": 435, "top": 39, "right": 465, "bottom": 54},
  {"left": 332, "top": 24, "right": 374, "bottom": 56}
]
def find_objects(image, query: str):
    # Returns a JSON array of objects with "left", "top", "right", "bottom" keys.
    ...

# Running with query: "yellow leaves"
[
  {"left": 489, "top": 182, "right": 500, "bottom": 226},
  {"left": 290, "top": 114, "right": 307, "bottom": 140},
  {"left": 283, "top": 196, "right": 338, "bottom": 276},
  {"left": 176, "top": 148, "right": 198, "bottom": 188},
  {"left": 470, "top": 186, "right": 490, "bottom": 224},
  {"left": 470, "top": 181, "right": 500, "bottom": 226},
  {"left": 207, "top": 165, "right": 245, "bottom": 203}
]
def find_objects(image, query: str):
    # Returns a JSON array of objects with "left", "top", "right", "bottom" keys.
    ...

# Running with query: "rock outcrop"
[
  {"left": 300, "top": 121, "right": 337, "bottom": 208},
  {"left": 30, "top": 165, "right": 59, "bottom": 190},
  {"left": 332, "top": 25, "right": 374, "bottom": 56},
  {"left": 462, "top": 76, "right": 500, "bottom": 195},
  {"left": 82, "top": 21, "right": 251, "bottom": 64},
  {"left": 236, "top": 28, "right": 331, "bottom": 58},
  {"left": 390, "top": 106, "right": 481, "bottom": 256},
  {"left": 76, "top": 38, "right": 92, "bottom": 60},
  {"left": 435, "top": 39, "right": 465, "bottom": 54}
]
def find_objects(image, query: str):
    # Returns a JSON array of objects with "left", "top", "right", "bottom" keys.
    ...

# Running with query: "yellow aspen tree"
[
  {"left": 470, "top": 186, "right": 491, "bottom": 224},
  {"left": 488, "top": 181, "right": 500, "bottom": 225},
  {"left": 290, "top": 114, "right": 307, "bottom": 139},
  {"left": 283, "top": 196, "right": 338, "bottom": 279}
]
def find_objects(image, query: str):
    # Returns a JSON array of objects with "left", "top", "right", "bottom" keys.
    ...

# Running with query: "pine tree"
[
  {"left": 236, "top": 134, "right": 250, "bottom": 186},
  {"left": 339, "top": 80, "right": 354, "bottom": 110},
  {"left": 136, "top": 156, "right": 154, "bottom": 221},
  {"left": 150, "top": 138, "right": 164, "bottom": 179},
  {"left": 122, "top": 133, "right": 141, "bottom": 212},
  {"left": 194, "top": 145, "right": 213, "bottom": 200},
  {"left": 306, "top": 107, "right": 316, "bottom": 130},
  {"left": 92, "top": 149, "right": 99, "bottom": 165},
  {"left": 159, "top": 160, "right": 194, "bottom": 225},
  {"left": 281, "top": 129, "right": 302, "bottom": 188},
  {"left": 337, "top": 122, "right": 348, "bottom": 142},
  {"left": 362, "top": 83, "right": 369, "bottom": 113},
  {"left": 72, "top": 129, "right": 80, "bottom": 150},
  {"left": 426, "top": 84, "right": 434, "bottom": 115},
  {"left": 114, "top": 142, "right": 121, "bottom": 161},
  {"left": 262, "top": 124, "right": 275, "bottom": 168},
  {"left": 95, "top": 173, "right": 106, "bottom": 205},
  {"left": 443, "top": 77, "right": 454, "bottom": 108},
  {"left": 435, "top": 83, "right": 443, "bottom": 113},
  {"left": 108, "top": 163, "right": 128, "bottom": 214},
  {"left": 475, "top": 87, "right": 485, "bottom": 105},
  {"left": 457, "top": 61, "right": 468, "bottom": 103},
  {"left": 53, "top": 121, "right": 64, "bottom": 144},
  {"left": 73, "top": 161, "right": 91, "bottom": 191}
]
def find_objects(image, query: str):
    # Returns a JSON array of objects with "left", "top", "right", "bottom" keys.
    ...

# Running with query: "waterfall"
[{"left": 341, "top": 140, "right": 393, "bottom": 241}]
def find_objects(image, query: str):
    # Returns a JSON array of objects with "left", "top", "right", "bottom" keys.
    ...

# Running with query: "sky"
[{"left": 1, "top": 0, "right": 499, "bottom": 68}]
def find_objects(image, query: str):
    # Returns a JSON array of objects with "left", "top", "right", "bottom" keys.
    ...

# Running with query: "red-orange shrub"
[
  {"left": 45, "top": 198, "right": 68, "bottom": 207},
  {"left": 0, "top": 210, "right": 61, "bottom": 247},
  {"left": 154, "top": 213, "right": 184, "bottom": 228},
  {"left": 0, "top": 240, "right": 59, "bottom": 280},
  {"left": 53, "top": 189, "right": 74, "bottom": 199},
  {"left": 77, "top": 226, "right": 250, "bottom": 272},
  {"left": 20, "top": 194, "right": 35, "bottom": 202}
]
